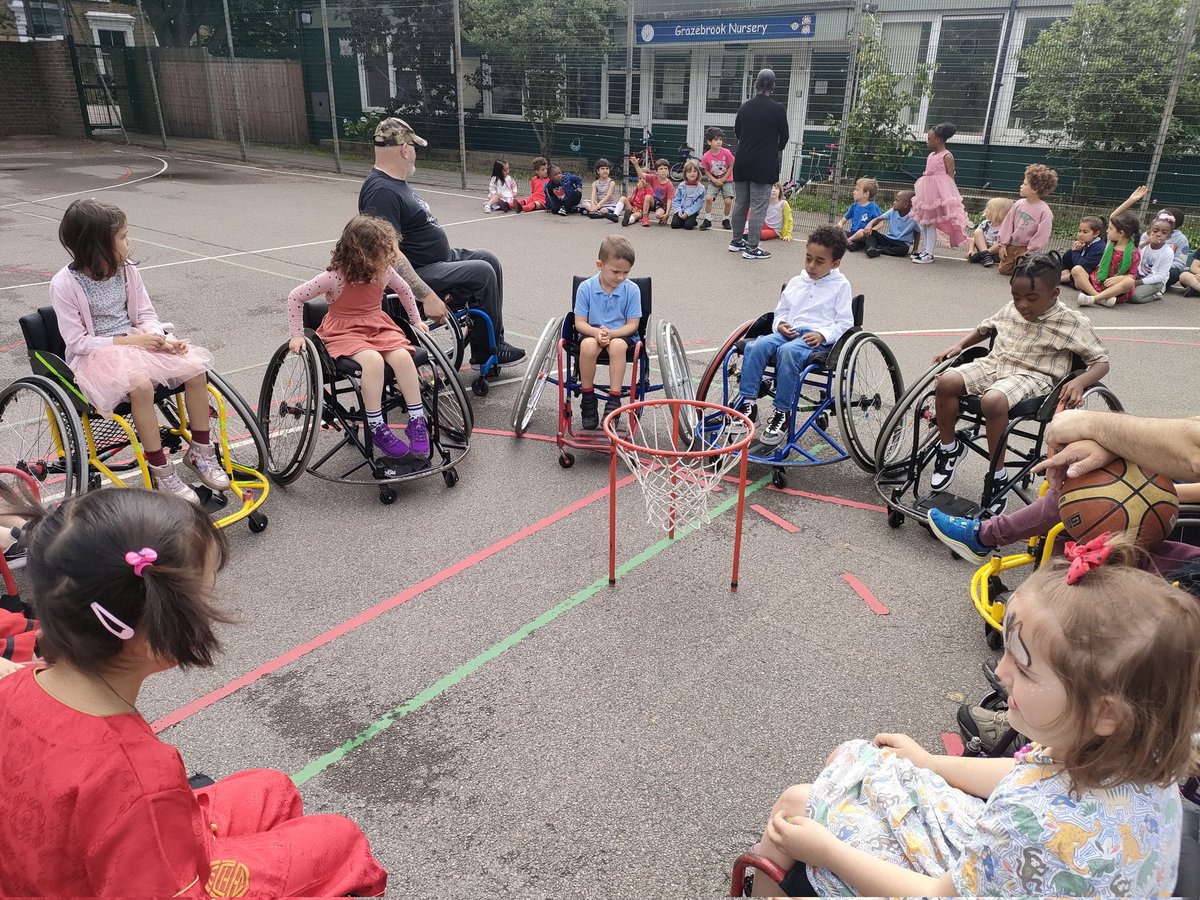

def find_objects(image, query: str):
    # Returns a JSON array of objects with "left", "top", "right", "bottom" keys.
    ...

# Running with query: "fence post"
[
  {"left": 133, "top": 0, "right": 168, "bottom": 150},
  {"left": 220, "top": 0, "right": 249, "bottom": 161},
  {"left": 1143, "top": 0, "right": 1199, "bottom": 213},
  {"left": 318, "top": 0, "right": 342, "bottom": 174},
  {"left": 623, "top": 0, "right": 635, "bottom": 191},
  {"left": 830, "top": 0, "right": 865, "bottom": 223},
  {"left": 452, "top": 0, "right": 468, "bottom": 189}
]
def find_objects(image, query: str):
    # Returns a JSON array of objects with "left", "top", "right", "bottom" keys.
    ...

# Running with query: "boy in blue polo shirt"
[
  {"left": 847, "top": 190, "right": 916, "bottom": 257},
  {"left": 574, "top": 235, "right": 641, "bottom": 429}
]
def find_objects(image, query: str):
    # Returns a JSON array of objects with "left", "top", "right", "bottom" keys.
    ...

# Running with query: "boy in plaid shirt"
[{"left": 928, "top": 253, "right": 1109, "bottom": 512}]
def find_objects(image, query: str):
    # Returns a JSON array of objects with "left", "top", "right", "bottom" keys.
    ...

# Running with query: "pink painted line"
[
  {"left": 751, "top": 504, "right": 799, "bottom": 533},
  {"left": 151, "top": 473, "right": 635, "bottom": 732},
  {"left": 473, "top": 426, "right": 559, "bottom": 444},
  {"left": 1102, "top": 336, "right": 1200, "bottom": 348},
  {"left": 119, "top": 166, "right": 133, "bottom": 181},
  {"left": 842, "top": 573, "right": 889, "bottom": 615},
  {"left": 770, "top": 485, "right": 888, "bottom": 514},
  {"left": 941, "top": 732, "right": 965, "bottom": 756},
  {"left": 0, "top": 340, "right": 25, "bottom": 353}
]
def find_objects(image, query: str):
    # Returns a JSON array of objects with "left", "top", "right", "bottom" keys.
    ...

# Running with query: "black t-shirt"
[{"left": 358, "top": 169, "right": 452, "bottom": 269}]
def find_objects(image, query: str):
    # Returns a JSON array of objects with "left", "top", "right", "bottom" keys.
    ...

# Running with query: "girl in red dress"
[
  {"left": 0, "top": 486, "right": 387, "bottom": 897},
  {"left": 287, "top": 215, "right": 430, "bottom": 459}
]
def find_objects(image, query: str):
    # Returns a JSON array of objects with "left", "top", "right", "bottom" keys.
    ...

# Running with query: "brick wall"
[{"left": 0, "top": 41, "right": 86, "bottom": 138}]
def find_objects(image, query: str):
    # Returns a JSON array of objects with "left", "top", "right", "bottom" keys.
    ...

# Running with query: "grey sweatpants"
[{"left": 731, "top": 181, "right": 774, "bottom": 249}]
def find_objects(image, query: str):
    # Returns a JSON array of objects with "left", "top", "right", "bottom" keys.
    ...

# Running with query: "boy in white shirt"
[{"left": 733, "top": 226, "right": 854, "bottom": 446}]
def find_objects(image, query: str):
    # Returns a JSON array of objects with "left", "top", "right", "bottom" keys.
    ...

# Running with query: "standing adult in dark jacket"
[{"left": 730, "top": 69, "right": 790, "bottom": 260}]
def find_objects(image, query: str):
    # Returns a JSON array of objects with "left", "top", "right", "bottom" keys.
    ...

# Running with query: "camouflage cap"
[{"left": 373, "top": 117, "right": 428, "bottom": 148}]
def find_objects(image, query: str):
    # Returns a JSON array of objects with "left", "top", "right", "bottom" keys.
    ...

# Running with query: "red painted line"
[
  {"left": 842, "top": 573, "right": 889, "bottom": 615},
  {"left": 770, "top": 485, "right": 888, "bottom": 513},
  {"left": 1102, "top": 336, "right": 1200, "bottom": 348},
  {"left": 119, "top": 166, "right": 132, "bottom": 181},
  {"left": 0, "top": 340, "right": 26, "bottom": 353},
  {"left": 151, "top": 473, "right": 636, "bottom": 732},
  {"left": 473, "top": 426, "right": 559, "bottom": 444},
  {"left": 941, "top": 732, "right": 965, "bottom": 756},
  {"left": 751, "top": 504, "right": 799, "bottom": 533}
]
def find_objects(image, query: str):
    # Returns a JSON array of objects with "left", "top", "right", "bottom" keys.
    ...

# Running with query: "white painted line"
[
  {"left": 0, "top": 155, "right": 170, "bottom": 208},
  {"left": 874, "top": 326, "right": 1200, "bottom": 335}
]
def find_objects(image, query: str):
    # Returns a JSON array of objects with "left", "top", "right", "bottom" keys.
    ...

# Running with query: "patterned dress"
[{"left": 805, "top": 739, "right": 1180, "bottom": 897}]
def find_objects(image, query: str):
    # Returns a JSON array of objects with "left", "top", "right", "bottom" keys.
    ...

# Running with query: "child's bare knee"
[
  {"left": 772, "top": 783, "right": 811, "bottom": 816},
  {"left": 980, "top": 390, "right": 1009, "bottom": 417},
  {"left": 936, "top": 371, "right": 964, "bottom": 396}
]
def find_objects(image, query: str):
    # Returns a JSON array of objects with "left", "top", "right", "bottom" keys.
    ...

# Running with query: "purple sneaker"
[
  {"left": 369, "top": 421, "right": 413, "bottom": 458},
  {"left": 406, "top": 416, "right": 430, "bottom": 456}
]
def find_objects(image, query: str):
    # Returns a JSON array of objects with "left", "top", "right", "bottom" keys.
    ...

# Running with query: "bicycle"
[{"left": 669, "top": 143, "right": 704, "bottom": 182}]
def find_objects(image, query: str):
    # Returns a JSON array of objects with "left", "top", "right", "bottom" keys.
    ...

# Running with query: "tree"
[
  {"left": 1017, "top": 0, "right": 1200, "bottom": 197},
  {"left": 462, "top": 0, "right": 612, "bottom": 157},
  {"left": 826, "top": 14, "right": 932, "bottom": 178},
  {"left": 117, "top": 0, "right": 301, "bottom": 54}
]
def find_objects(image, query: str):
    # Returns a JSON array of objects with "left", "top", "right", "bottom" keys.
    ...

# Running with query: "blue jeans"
[{"left": 737, "top": 330, "right": 832, "bottom": 411}]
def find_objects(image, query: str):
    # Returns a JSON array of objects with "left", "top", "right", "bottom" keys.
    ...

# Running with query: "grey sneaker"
[
  {"left": 728, "top": 238, "right": 746, "bottom": 252},
  {"left": 957, "top": 704, "right": 1023, "bottom": 756},
  {"left": 742, "top": 246, "right": 771, "bottom": 260},
  {"left": 183, "top": 443, "right": 231, "bottom": 492},
  {"left": 149, "top": 461, "right": 200, "bottom": 504}
]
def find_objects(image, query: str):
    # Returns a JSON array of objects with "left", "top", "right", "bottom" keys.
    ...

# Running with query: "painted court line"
[
  {"left": 842, "top": 573, "right": 889, "bottom": 616},
  {"left": 0, "top": 155, "right": 170, "bottom": 209},
  {"left": 151, "top": 474, "right": 636, "bottom": 733},
  {"left": 768, "top": 484, "right": 888, "bottom": 513},
  {"left": 472, "top": 427, "right": 558, "bottom": 444},
  {"left": 941, "top": 732, "right": 965, "bottom": 756},
  {"left": 751, "top": 504, "right": 800, "bottom": 533},
  {"left": 291, "top": 474, "right": 771, "bottom": 785}
]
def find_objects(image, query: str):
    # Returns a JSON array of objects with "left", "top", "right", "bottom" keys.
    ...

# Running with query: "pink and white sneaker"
[
  {"left": 183, "top": 443, "right": 231, "bottom": 492},
  {"left": 149, "top": 461, "right": 200, "bottom": 504}
]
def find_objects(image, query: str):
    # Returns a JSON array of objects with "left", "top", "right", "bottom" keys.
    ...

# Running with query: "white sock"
[
  {"left": 994, "top": 468, "right": 1007, "bottom": 480},
  {"left": 704, "top": 212, "right": 712, "bottom": 221},
  {"left": 940, "top": 440, "right": 958, "bottom": 451},
  {"left": 407, "top": 400, "right": 425, "bottom": 421},
  {"left": 365, "top": 408, "right": 384, "bottom": 428}
]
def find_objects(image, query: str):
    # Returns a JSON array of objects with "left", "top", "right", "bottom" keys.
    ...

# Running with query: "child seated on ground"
[
  {"left": 846, "top": 190, "right": 915, "bottom": 257},
  {"left": 484, "top": 158, "right": 517, "bottom": 212},
  {"left": 930, "top": 254, "right": 1109, "bottom": 514},
  {"left": 629, "top": 156, "right": 675, "bottom": 226},
  {"left": 1159, "top": 207, "right": 1191, "bottom": 287},
  {"left": 581, "top": 158, "right": 619, "bottom": 221},
  {"left": 669, "top": 160, "right": 706, "bottom": 230},
  {"left": 966, "top": 196, "right": 1013, "bottom": 266},
  {"left": 1104, "top": 215, "right": 1175, "bottom": 305},
  {"left": 759, "top": 183, "right": 793, "bottom": 241},
  {"left": 573, "top": 235, "right": 641, "bottom": 430},
  {"left": 836, "top": 178, "right": 881, "bottom": 236},
  {"left": 617, "top": 173, "right": 652, "bottom": 227},
  {"left": 750, "top": 543, "right": 1200, "bottom": 898},
  {"left": 1070, "top": 211, "right": 1144, "bottom": 307},
  {"left": 1181, "top": 253, "right": 1200, "bottom": 297},
  {"left": 996, "top": 164, "right": 1058, "bottom": 275},
  {"left": 730, "top": 226, "right": 854, "bottom": 448},
  {"left": 699, "top": 126, "right": 735, "bottom": 231},
  {"left": 0, "top": 486, "right": 387, "bottom": 896},
  {"left": 1059, "top": 215, "right": 1106, "bottom": 284},
  {"left": 545, "top": 164, "right": 583, "bottom": 216},
  {"left": 515, "top": 156, "right": 550, "bottom": 213}
]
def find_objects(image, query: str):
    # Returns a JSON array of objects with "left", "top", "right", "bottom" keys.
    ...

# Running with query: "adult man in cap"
[
  {"left": 359, "top": 117, "right": 525, "bottom": 369},
  {"left": 729, "top": 69, "right": 790, "bottom": 261}
]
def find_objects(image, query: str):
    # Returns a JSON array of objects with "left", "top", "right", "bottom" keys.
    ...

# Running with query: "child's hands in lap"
[
  {"left": 597, "top": 327, "right": 611, "bottom": 348},
  {"left": 873, "top": 733, "right": 934, "bottom": 770},
  {"left": 765, "top": 812, "right": 837, "bottom": 867},
  {"left": 801, "top": 331, "right": 824, "bottom": 348}
]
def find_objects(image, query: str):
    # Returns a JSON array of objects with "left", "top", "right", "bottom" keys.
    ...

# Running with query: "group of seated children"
[{"left": 488, "top": 156, "right": 588, "bottom": 217}]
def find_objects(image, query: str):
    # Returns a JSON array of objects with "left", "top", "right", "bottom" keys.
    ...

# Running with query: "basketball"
[{"left": 1058, "top": 460, "right": 1179, "bottom": 550}]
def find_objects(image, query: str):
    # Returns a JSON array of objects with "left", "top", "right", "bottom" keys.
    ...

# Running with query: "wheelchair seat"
[
  {"left": 302, "top": 299, "right": 430, "bottom": 375},
  {"left": 732, "top": 294, "right": 865, "bottom": 371},
  {"left": 564, "top": 275, "right": 653, "bottom": 364},
  {"left": 956, "top": 351, "right": 1089, "bottom": 423}
]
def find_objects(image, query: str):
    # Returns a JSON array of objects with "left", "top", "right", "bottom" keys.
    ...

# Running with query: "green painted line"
[{"left": 291, "top": 474, "right": 770, "bottom": 786}]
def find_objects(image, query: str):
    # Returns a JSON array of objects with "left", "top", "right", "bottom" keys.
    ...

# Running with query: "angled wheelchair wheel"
[
  {"left": 415, "top": 330, "right": 472, "bottom": 446},
  {"left": 1080, "top": 384, "right": 1123, "bottom": 413},
  {"left": 0, "top": 376, "right": 86, "bottom": 505},
  {"left": 696, "top": 318, "right": 756, "bottom": 404},
  {"left": 872, "top": 358, "right": 952, "bottom": 474},
  {"left": 425, "top": 313, "right": 466, "bottom": 373},
  {"left": 658, "top": 321, "right": 696, "bottom": 402},
  {"left": 835, "top": 332, "right": 904, "bottom": 473},
  {"left": 257, "top": 339, "right": 323, "bottom": 485},
  {"left": 511, "top": 317, "right": 561, "bottom": 436},
  {"left": 205, "top": 371, "right": 269, "bottom": 475}
]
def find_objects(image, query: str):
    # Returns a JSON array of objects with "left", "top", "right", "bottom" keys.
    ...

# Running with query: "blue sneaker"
[{"left": 928, "top": 508, "right": 993, "bottom": 561}]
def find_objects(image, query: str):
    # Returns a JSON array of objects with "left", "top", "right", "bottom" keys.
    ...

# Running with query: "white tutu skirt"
[{"left": 73, "top": 341, "right": 213, "bottom": 418}]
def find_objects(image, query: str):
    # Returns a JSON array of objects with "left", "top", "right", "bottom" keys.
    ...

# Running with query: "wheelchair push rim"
[
  {"left": 0, "top": 376, "right": 87, "bottom": 507},
  {"left": 657, "top": 320, "right": 698, "bottom": 431},
  {"left": 258, "top": 337, "right": 324, "bottom": 486},
  {"left": 511, "top": 317, "right": 562, "bottom": 436}
]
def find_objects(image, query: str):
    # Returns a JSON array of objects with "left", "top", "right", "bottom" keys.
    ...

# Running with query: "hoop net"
[{"left": 604, "top": 398, "right": 753, "bottom": 533}]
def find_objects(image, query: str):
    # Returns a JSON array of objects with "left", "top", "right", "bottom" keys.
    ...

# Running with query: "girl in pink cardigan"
[{"left": 49, "top": 200, "right": 227, "bottom": 504}]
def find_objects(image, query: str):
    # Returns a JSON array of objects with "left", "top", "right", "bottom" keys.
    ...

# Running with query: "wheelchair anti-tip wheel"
[
  {"left": 834, "top": 332, "right": 904, "bottom": 473},
  {"left": 0, "top": 376, "right": 86, "bottom": 505},
  {"left": 511, "top": 317, "right": 562, "bottom": 436},
  {"left": 258, "top": 337, "right": 323, "bottom": 485}
]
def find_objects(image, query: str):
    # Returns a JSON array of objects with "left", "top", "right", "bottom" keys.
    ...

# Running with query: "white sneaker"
[
  {"left": 183, "top": 443, "right": 231, "bottom": 491},
  {"left": 483, "top": 203, "right": 495, "bottom": 213},
  {"left": 911, "top": 252, "right": 934, "bottom": 264},
  {"left": 148, "top": 461, "right": 200, "bottom": 504},
  {"left": 1077, "top": 292, "right": 1095, "bottom": 307},
  {"left": 1095, "top": 295, "right": 1117, "bottom": 308}
]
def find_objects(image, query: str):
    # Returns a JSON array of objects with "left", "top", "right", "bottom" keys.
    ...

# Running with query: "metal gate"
[{"left": 67, "top": 41, "right": 132, "bottom": 135}]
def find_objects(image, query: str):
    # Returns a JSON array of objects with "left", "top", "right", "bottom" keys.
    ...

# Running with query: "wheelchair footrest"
[
  {"left": 374, "top": 455, "right": 431, "bottom": 480},
  {"left": 913, "top": 491, "right": 979, "bottom": 519}
]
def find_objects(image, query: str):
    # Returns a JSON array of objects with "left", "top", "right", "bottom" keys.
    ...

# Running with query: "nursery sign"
[{"left": 636, "top": 14, "right": 816, "bottom": 44}]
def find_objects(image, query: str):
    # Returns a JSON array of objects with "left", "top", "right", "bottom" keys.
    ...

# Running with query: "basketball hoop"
[{"left": 604, "top": 398, "right": 754, "bottom": 590}]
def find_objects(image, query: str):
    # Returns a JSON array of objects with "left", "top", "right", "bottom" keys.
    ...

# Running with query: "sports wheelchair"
[
  {"left": 6, "top": 307, "right": 269, "bottom": 532},
  {"left": 402, "top": 291, "right": 503, "bottom": 397},
  {"left": 873, "top": 347, "right": 1122, "bottom": 529},
  {"left": 511, "top": 277, "right": 684, "bottom": 468},
  {"left": 695, "top": 293, "right": 903, "bottom": 488},
  {"left": 257, "top": 296, "right": 471, "bottom": 505}
]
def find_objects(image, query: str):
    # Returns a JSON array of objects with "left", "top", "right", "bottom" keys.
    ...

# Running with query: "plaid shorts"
[{"left": 954, "top": 357, "right": 1054, "bottom": 407}]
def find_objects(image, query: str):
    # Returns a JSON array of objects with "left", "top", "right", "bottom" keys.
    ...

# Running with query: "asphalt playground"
[{"left": 1, "top": 138, "right": 1198, "bottom": 896}]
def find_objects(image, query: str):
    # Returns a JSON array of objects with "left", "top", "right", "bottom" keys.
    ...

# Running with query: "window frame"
[
  {"left": 478, "top": 50, "right": 641, "bottom": 126},
  {"left": 992, "top": 7, "right": 1073, "bottom": 145}
]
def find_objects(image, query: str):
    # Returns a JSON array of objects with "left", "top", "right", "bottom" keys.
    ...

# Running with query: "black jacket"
[{"left": 733, "top": 94, "right": 790, "bottom": 184}]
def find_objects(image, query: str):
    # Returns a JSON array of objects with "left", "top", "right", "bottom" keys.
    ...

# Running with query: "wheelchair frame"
[
  {"left": 10, "top": 308, "right": 270, "bottom": 533},
  {"left": 397, "top": 290, "right": 501, "bottom": 398},
  {"left": 257, "top": 299, "right": 471, "bottom": 505},
  {"left": 695, "top": 293, "right": 903, "bottom": 488},
  {"left": 873, "top": 346, "right": 1122, "bottom": 529}
]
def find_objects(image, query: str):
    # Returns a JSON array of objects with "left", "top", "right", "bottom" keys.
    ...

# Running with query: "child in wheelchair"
[
  {"left": 0, "top": 485, "right": 387, "bottom": 896},
  {"left": 573, "top": 236, "right": 641, "bottom": 430},
  {"left": 288, "top": 215, "right": 430, "bottom": 460},
  {"left": 929, "top": 254, "right": 1108, "bottom": 513},
  {"left": 750, "top": 543, "right": 1200, "bottom": 897},
  {"left": 731, "top": 226, "right": 854, "bottom": 447},
  {"left": 50, "top": 200, "right": 229, "bottom": 504}
]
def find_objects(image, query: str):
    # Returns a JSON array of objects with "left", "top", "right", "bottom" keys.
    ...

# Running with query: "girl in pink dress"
[
  {"left": 910, "top": 122, "right": 970, "bottom": 263},
  {"left": 49, "top": 200, "right": 229, "bottom": 504},
  {"left": 287, "top": 215, "right": 430, "bottom": 459}
]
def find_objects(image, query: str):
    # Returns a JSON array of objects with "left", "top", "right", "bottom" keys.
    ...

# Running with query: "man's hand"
[
  {"left": 422, "top": 294, "right": 450, "bottom": 324},
  {"left": 802, "top": 331, "right": 823, "bottom": 347},
  {"left": 764, "top": 813, "right": 838, "bottom": 868},
  {"left": 873, "top": 733, "right": 934, "bottom": 770},
  {"left": 1035, "top": 440, "right": 1118, "bottom": 490}
]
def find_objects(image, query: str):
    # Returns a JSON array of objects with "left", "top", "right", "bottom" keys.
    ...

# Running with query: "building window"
[
  {"left": 20, "top": 0, "right": 63, "bottom": 38},
  {"left": 607, "top": 66, "right": 641, "bottom": 118},
  {"left": 566, "top": 60, "right": 601, "bottom": 120},
  {"left": 926, "top": 17, "right": 1003, "bottom": 135},
  {"left": 705, "top": 52, "right": 745, "bottom": 115},
  {"left": 652, "top": 53, "right": 690, "bottom": 121},
  {"left": 807, "top": 51, "right": 847, "bottom": 127},
  {"left": 881, "top": 19, "right": 932, "bottom": 127},
  {"left": 361, "top": 51, "right": 393, "bottom": 109},
  {"left": 1007, "top": 16, "right": 1064, "bottom": 131}
]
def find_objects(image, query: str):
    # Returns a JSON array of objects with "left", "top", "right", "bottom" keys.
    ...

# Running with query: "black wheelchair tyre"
[
  {"left": 0, "top": 376, "right": 87, "bottom": 504},
  {"left": 205, "top": 370, "right": 269, "bottom": 476},
  {"left": 511, "top": 317, "right": 561, "bottom": 436},
  {"left": 257, "top": 339, "right": 323, "bottom": 485},
  {"left": 835, "top": 332, "right": 904, "bottom": 473}
]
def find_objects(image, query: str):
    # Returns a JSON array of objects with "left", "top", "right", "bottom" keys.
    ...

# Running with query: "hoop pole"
[
  {"left": 669, "top": 403, "right": 679, "bottom": 539},
  {"left": 609, "top": 440, "right": 618, "bottom": 585},
  {"left": 731, "top": 444, "right": 750, "bottom": 591}
]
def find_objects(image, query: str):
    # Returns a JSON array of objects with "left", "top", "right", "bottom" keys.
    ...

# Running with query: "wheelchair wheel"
[
  {"left": 0, "top": 376, "right": 86, "bottom": 505},
  {"left": 511, "top": 317, "right": 561, "bottom": 436},
  {"left": 205, "top": 371, "right": 269, "bottom": 475},
  {"left": 834, "top": 332, "right": 903, "bottom": 473},
  {"left": 1081, "top": 384, "right": 1123, "bottom": 413},
  {"left": 258, "top": 338, "right": 323, "bottom": 485},
  {"left": 415, "top": 330, "right": 472, "bottom": 447},
  {"left": 658, "top": 321, "right": 696, "bottom": 403},
  {"left": 696, "top": 319, "right": 756, "bottom": 404},
  {"left": 425, "top": 313, "right": 466, "bottom": 373},
  {"left": 872, "top": 359, "right": 951, "bottom": 474}
]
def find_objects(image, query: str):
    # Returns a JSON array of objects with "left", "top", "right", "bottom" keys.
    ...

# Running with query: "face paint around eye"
[{"left": 1006, "top": 620, "right": 1032, "bottom": 668}]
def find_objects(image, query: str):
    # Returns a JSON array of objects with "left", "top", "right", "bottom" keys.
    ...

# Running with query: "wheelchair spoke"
[
  {"left": 0, "top": 379, "right": 83, "bottom": 506},
  {"left": 836, "top": 333, "right": 904, "bottom": 473},
  {"left": 258, "top": 340, "right": 322, "bottom": 485}
]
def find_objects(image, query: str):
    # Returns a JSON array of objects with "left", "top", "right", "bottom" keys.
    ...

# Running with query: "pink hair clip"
[
  {"left": 1064, "top": 533, "right": 1112, "bottom": 585},
  {"left": 1157, "top": 211, "right": 1177, "bottom": 225},
  {"left": 125, "top": 547, "right": 157, "bottom": 577},
  {"left": 90, "top": 602, "right": 135, "bottom": 640}
]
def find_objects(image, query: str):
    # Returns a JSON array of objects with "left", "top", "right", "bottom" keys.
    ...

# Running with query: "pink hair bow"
[
  {"left": 1064, "top": 534, "right": 1112, "bottom": 585},
  {"left": 125, "top": 547, "right": 157, "bottom": 577}
]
